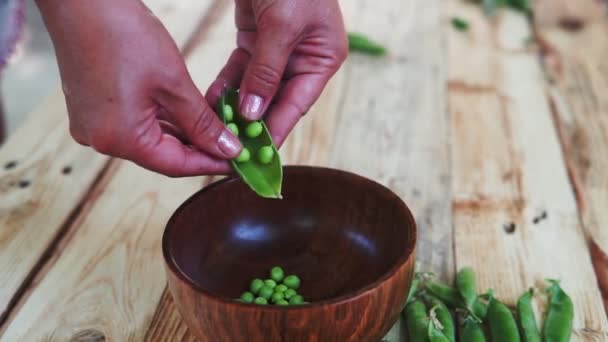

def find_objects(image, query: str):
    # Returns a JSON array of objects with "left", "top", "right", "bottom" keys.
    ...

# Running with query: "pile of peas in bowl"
[{"left": 239, "top": 267, "right": 307, "bottom": 306}]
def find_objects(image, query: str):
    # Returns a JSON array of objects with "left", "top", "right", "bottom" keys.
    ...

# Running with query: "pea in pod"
[
  {"left": 404, "top": 299, "right": 430, "bottom": 342},
  {"left": 460, "top": 316, "right": 486, "bottom": 342},
  {"left": 543, "top": 279, "right": 573, "bottom": 342},
  {"left": 347, "top": 32, "right": 387, "bottom": 56},
  {"left": 423, "top": 295, "right": 455, "bottom": 342},
  {"left": 487, "top": 297, "right": 521, "bottom": 342},
  {"left": 217, "top": 89, "right": 282, "bottom": 199},
  {"left": 516, "top": 288, "right": 541, "bottom": 342},
  {"left": 456, "top": 267, "right": 477, "bottom": 311}
]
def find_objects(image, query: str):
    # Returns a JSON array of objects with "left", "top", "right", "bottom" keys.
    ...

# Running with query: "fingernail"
[
  {"left": 241, "top": 94, "right": 264, "bottom": 120},
  {"left": 218, "top": 129, "right": 242, "bottom": 158}
]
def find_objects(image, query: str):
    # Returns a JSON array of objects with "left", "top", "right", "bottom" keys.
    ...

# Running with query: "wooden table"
[{"left": 1, "top": 0, "right": 607, "bottom": 340}]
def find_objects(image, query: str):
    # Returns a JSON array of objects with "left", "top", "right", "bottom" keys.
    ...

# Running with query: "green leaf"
[{"left": 218, "top": 89, "right": 283, "bottom": 199}]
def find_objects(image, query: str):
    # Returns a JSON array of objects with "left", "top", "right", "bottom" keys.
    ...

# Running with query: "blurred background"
[{"left": 1, "top": 1, "right": 59, "bottom": 137}]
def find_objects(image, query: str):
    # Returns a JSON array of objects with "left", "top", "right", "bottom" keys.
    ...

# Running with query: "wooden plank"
[
  {"left": 533, "top": 0, "right": 608, "bottom": 313},
  {"left": 0, "top": 0, "right": 219, "bottom": 340},
  {"left": 0, "top": 0, "right": 209, "bottom": 325},
  {"left": 448, "top": 0, "right": 608, "bottom": 339},
  {"left": 332, "top": 0, "right": 452, "bottom": 280}
]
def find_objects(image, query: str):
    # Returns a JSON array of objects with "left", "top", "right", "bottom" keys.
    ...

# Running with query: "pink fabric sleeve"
[{"left": 0, "top": 0, "right": 25, "bottom": 69}]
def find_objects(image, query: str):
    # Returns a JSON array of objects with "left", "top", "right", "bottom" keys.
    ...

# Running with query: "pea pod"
[
  {"left": 347, "top": 32, "right": 387, "bottom": 56},
  {"left": 406, "top": 276, "right": 420, "bottom": 305},
  {"left": 543, "top": 280, "right": 573, "bottom": 342},
  {"left": 456, "top": 267, "right": 477, "bottom": 311},
  {"left": 487, "top": 297, "right": 521, "bottom": 342},
  {"left": 516, "top": 288, "right": 541, "bottom": 342},
  {"left": 426, "top": 281, "right": 463, "bottom": 308},
  {"left": 428, "top": 307, "right": 451, "bottom": 342},
  {"left": 404, "top": 299, "right": 430, "bottom": 342},
  {"left": 422, "top": 295, "right": 455, "bottom": 342},
  {"left": 217, "top": 89, "right": 282, "bottom": 198},
  {"left": 460, "top": 316, "right": 486, "bottom": 342}
]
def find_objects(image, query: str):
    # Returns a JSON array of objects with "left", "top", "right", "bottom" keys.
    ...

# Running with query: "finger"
[
  {"left": 159, "top": 74, "right": 242, "bottom": 159},
  {"left": 132, "top": 133, "right": 231, "bottom": 177},
  {"left": 205, "top": 48, "right": 250, "bottom": 108},
  {"left": 158, "top": 120, "right": 190, "bottom": 145},
  {"left": 265, "top": 73, "right": 328, "bottom": 147},
  {"left": 238, "top": 28, "right": 296, "bottom": 121}
]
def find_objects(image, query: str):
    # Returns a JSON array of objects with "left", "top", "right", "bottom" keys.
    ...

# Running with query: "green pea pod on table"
[
  {"left": 516, "top": 288, "right": 541, "bottom": 342},
  {"left": 406, "top": 276, "right": 421, "bottom": 305},
  {"left": 404, "top": 299, "right": 430, "bottom": 342},
  {"left": 543, "top": 279, "right": 573, "bottom": 342},
  {"left": 347, "top": 32, "right": 387, "bottom": 56},
  {"left": 425, "top": 281, "right": 463, "bottom": 308},
  {"left": 456, "top": 267, "right": 477, "bottom": 311},
  {"left": 217, "top": 89, "right": 282, "bottom": 199},
  {"left": 427, "top": 306, "right": 451, "bottom": 342},
  {"left": 487, "top": 297, "right": 521, "bottom": 342},
  {"left": 422, "top": 295, "right": 455, "bottom": 342},
  {"left": 460, "top": 316, "right": 486, "bottom": 342}
]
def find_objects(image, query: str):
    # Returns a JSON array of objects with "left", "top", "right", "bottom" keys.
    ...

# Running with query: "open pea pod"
[{"left": 217, "top": 88, "right": 283, "bottom": 199}]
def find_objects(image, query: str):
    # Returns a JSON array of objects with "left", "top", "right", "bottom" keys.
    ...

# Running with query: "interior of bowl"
[{"left": 164, "top": 166, "right": 416, "bottom": 303}]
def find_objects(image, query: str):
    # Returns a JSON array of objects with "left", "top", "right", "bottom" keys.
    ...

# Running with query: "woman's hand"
[
  {"left": 206, "top": 0, "right": 348, "bottom": 147},
  {"left": 37, "top": 0, "right": 242, "bottom": 177}
]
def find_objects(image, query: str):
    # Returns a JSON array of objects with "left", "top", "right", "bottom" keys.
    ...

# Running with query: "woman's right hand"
[{"left": 37, "top": 0, "right": 242, "bottom": 177}]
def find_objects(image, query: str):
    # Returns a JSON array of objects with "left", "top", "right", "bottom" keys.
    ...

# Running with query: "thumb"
[
  {"left": 238, "top": 29, "right": 294, "bottom": 120},
  {"left": 160, "top": 77, "right": 242, "bottom": 160}
]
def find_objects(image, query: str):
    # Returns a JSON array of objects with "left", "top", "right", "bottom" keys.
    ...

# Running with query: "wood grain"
[
  {"left": 534, "top": 0, "right": 608, "bottom": 314},
  {"left": 0, "top": 0, "right": 218, "bottom": 340},
  {"left": 448, "top": 0, "right": 608, "bottom": 338},
  {"left": 332, "top": 0, "right": 452, "bottom": 281}
]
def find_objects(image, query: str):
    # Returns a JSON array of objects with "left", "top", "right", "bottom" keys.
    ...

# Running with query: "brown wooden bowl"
[{"left": 163, "top": 166, "right": 417, "bottom": 342}]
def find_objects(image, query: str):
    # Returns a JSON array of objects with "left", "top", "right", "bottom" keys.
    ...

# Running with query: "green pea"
[
  {"left": 457, "top": 267, "right": 477, "bottom": 311},
  {"left": 240, "top": 291, "right": 254, "bottom": 303},
  {"left": 283, "top": 275, "right": 301, "bottom": 289},
  {"left": 543, "top": 280, "right": 573, "bottom": 342},
  {"left": 275, "top": 284, "right": 288, "bottom": 293},
  {"left": 404, "top": 299, "right": 429, "bottom": 342},
  {"left": 517, "top": 289, "right": 541, "bottom": 342},
  {"left": 253, "top": 297, "right": 268, "bottom": 305},
  {"left": 270, "top": 266, "right": 284, "bottom": 282},
  {"left": 284, "top": 288, "right": 297, "bottom": 299},
  {"left": 257, "top": 146, "right": 274, "bottom": 164},
  {"left": 271, "top": 292, "right": 285, "bottom": 303},
  {"left": 277, "top": 299, "right": 289, "bottom": 306},
  {"left": 460, "top": 317, "right": 486, "bottom": 342},
  {"left": 245, "top": 121, "right": 263, "bottom": 138},
  {"left": 423, "top": 295, "right": 455, "bottom": 342},
  {"left": 258, "top": 285, "right": 274, "bottom": 300},
  {"left": 289, "top": 295, "right": 304, "bottom": 305},
  {"left": 250, "top": 278, "right": 264, "bottom": 294},
  {"left": 227, "top": 123, "right": 239, "bottom": 136},
  {"left": 487, "top": 297, "right": 521, "bottom": 342},
  {"left": 223, "top": 104, "right": 234, "bottom": 121},
  {"left": 264, "top": 279, "right": 277, "bottom": 288},
  {"left": 235, "top": 148, "right": 250, "bottom": 163}
]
